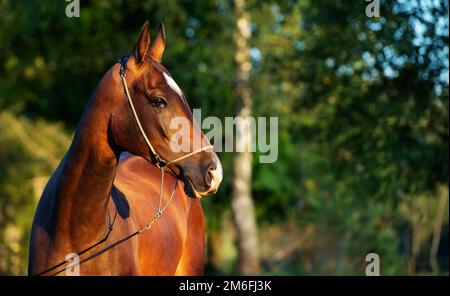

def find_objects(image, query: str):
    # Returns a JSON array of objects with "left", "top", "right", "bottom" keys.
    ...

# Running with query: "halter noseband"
[{"left": 119, "top": 55, "right": 213, "bottom": 169}]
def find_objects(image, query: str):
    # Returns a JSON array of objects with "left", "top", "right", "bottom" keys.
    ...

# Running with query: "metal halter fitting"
[{"left": 119, "top": 56, "right": 213, "bottom": 169}]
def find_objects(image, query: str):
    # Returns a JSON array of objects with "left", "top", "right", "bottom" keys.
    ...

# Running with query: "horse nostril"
[{"left": 206, "top": 167, "right": 214, "bottom": 186}]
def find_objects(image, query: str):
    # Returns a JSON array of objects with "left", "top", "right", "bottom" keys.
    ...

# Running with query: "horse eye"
[{"left": 149, "top": 97, "right": 167, "bottom": 109}]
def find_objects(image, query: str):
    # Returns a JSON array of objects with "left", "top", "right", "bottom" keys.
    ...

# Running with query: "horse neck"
[{"left": 54, "top": 68, "right": 119, "bottom": 245}]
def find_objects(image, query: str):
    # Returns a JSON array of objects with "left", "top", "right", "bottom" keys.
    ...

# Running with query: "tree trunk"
[
  {"left": 231, "top": 0, "right": 260, "bottom": 275},
  {"left": 430, "top": 188, "right": 448, "bottom": 272}
]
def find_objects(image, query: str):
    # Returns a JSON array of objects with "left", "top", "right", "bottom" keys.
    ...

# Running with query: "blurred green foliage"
[
  {"left": 0, "top": 112, "right": 70, "bottom": 274},
  {"left": 0, "top": 0, "right": 448, "bottom": 275}
]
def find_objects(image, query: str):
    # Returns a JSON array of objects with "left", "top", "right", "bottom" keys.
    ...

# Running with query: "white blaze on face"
[
  {"left": 208, "top": 160, "right": 223, "bottom": 193},
  {"left": 163, "top": 72, "right": 183, "bottom": 98}
]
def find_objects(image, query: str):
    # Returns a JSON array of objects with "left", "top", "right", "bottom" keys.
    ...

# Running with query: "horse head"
[{"left": 109, "top": 21, "right": 222, "bottom": 199}]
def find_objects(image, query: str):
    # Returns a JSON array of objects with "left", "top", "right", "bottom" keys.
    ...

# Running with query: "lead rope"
[
  {"left": 138, "top": 167, "right": 177, "bottom": 233},
  {"left": 41, "top": 175, "right": 179, "bottom": 276}
]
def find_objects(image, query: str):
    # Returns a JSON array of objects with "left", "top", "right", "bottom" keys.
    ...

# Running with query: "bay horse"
[{"left": 28, "top": 21, "right": 222, "bottom": 276}]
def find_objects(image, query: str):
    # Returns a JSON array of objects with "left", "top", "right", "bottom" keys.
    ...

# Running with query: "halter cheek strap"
[{"left": 119, "top": 56, "right": 213, "bottom": 169}]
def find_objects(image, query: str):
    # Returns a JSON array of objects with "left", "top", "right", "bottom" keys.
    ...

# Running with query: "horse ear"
[
  {"left": 134, "top": 20, "right": 151, "bottom": 64},
  {"left": 149, "top": 23, "right": 166, "bottom": 62}
]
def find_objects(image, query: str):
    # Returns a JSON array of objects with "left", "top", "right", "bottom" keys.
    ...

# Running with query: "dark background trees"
[{"left": 0, "top": 0, "right": 448, "bottom": 275}]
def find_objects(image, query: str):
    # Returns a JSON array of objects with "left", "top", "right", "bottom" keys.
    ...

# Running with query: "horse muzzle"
[{"left": 182, "top": 158, "right": 223, "bottom": 199}]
